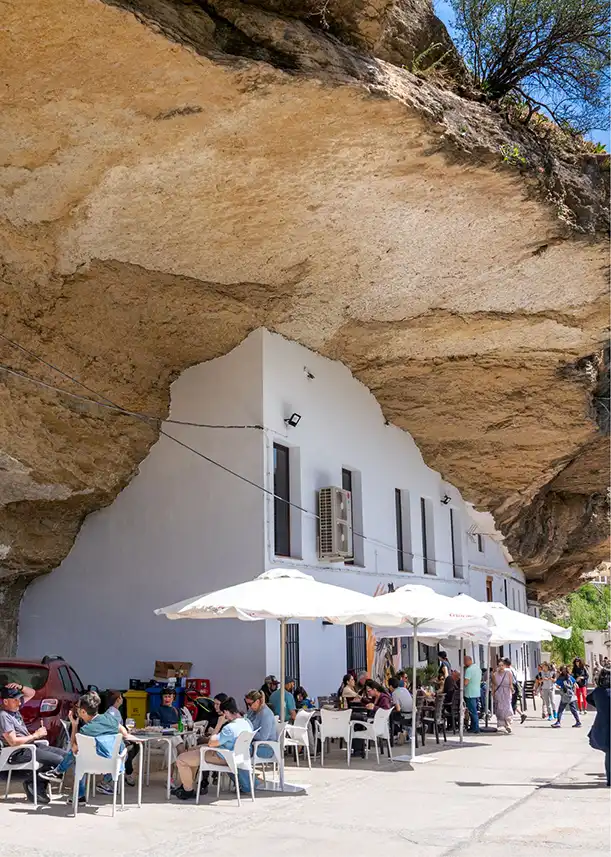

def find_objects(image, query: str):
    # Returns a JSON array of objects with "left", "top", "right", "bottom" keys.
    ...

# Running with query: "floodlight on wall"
[
  {"left": 284, "top": 412, "right": 302, "bottom": 428},
  {"left": 441, "top": 494, "right": 451, "bottom": 505}
]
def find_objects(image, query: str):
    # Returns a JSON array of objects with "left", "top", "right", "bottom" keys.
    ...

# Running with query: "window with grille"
[
  {"left": 477, "top": 533, "right": 485, "bottom": 553},
  {"left": 273, "top": 443, "right": 290, "bottom": 557},
  {"left": 346, "top": 623, "right": 367, "bottom": 674},
  {"left": 285, "top": 623, "right": 300, "bottom": 686}
]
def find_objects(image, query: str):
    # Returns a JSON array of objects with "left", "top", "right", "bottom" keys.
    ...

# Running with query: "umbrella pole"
[
  {"left": 459, "top": 639, "right": 464, "bottom": 744},
  {"left": 280, "top": 619, "right": 286, "bottom": 724},
  {"left": 480, "top": 644, "right": 498, "bottom": 734},
  {"left": 410, "top": 622, "right": 417, "bottom": 763}
]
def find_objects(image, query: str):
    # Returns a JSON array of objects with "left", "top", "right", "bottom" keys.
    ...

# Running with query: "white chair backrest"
[
  {"left": 232, "top": 729, "right": 256, "bottom": 764},
  {"left": 293, "top": 709, "right": 315, "bottom": 729},
  {"left": 75, "top": 733, "right": 122, "bottom": 772},
  {"left": 320, "top": 708, "right": 352, "bottom": 740},
  {"left": 372, "top": 707, "right": 393, "bottom": 737}
]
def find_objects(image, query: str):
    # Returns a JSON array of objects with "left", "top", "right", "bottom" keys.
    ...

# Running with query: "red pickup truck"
[{"left": 0, "top": 656, "right": 87, "bottom": 747}]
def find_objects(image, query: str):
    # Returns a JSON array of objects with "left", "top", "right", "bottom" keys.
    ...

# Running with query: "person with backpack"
[
  {"left": 571, "top": 658, "right": 589, "bottom": 715},
  {"left": 587, "top": 667, "right": 610, "bottom": 787},
  {"left": 552, "top": 665, "right": 581, "bottom": 728}
]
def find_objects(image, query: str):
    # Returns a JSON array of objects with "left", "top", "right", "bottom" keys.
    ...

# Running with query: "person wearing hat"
[
  {"left": 260, "top": 675, "right": 279, "bottom": 703},
  {"left": 268, "top": 678, "right": 297, "bottom": 722},
  {"left": 0, "top": 683, "right": 68, "bottom": 804}
]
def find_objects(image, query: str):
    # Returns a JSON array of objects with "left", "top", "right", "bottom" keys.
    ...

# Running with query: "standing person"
[
  {"left": 587, "top": 668, "right": 610, "bottom": 787},
  {"left": 463, "top": 656, "right": 482, "bottom": 734},
  {"left": 537, "top": 662, "right": 557, "bottom": 721},
  {"left": 492, "top": 660, "right": 514, "bottom": 734},
  {"left": 438, "top": 651, "right": 451, "bottom": 679},
  {"left": 572, "top": 658, "right": 589, "bottom": 715},
  {"left": 552, "top": 665, "right": 581, "bottom": 728},
  {"left": 0, "top": 684, "right": 68, "bottom": 804},
  {"left": 504, "top": 658, "right": 527, "bottom": 724}
]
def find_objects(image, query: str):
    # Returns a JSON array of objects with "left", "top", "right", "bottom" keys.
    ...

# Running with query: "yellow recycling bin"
[{"left": 124, "top": 690, "right": 148, "bottom": 728}]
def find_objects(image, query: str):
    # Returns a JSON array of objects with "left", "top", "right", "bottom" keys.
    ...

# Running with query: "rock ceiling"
[{"left": 0, "top": 0, "right": 608, "bottom": 651}]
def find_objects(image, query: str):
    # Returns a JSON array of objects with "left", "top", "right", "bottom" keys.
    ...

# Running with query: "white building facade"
[{"left": 18, "top": 329, "right": 538, "bottom": 701}]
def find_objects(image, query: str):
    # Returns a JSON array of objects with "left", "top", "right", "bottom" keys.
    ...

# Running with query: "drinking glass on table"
[{"left": 126, "top": 718, "right": 135, "bottom": 731}]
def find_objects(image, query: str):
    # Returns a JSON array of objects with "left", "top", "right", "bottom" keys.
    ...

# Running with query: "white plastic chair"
[
  {"left": 348, "top": 708, "right": 393, "bottom": 766},
  {"left": 284, "top": 709, "right": 315, "bottom": 768},
  {"left": 315, "top": 709, "right": 352, "bottom": 766},
  {"left": 195, "top": 729, "right": 256, "bottom": 806},
  {"left": 0, "top": 744, "right": 41, "bottom": 807},
  {"left": 253, "top": 721, "right": 286, "bottom": 789},
  {"left": 72, "top": 733, "right": 127, "bottom": 817}
]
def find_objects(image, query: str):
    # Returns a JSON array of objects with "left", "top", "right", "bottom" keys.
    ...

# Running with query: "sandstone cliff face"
[{"left": 0, "top": 0, "right": 608, "bottom": 653}]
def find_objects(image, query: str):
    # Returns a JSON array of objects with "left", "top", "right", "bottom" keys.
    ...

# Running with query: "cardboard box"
[{"left": 154, "top": 660, "right": 192, "bottom": 680}]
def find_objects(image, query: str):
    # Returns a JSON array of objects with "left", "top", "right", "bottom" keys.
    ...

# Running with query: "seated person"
[
  {"left": 245, "top": 689, "right": 277, "bottom": 763},
  {"left": 260, "top": 676, "right": 278, "bottom": 703},
  {"left": 46, "top": 691, "right": 128, "bottom": 804},
  {"left": 149, "top": 688, "right": 179, "bottom": 727},
  {"left": 101, "top": 690, "right": 139, "bottom": 787},
  {"left": 295, "top": 686, "right": 313, "bottom": 709},
  {"left": 396, "top": 670, "right": 409, "bottom": 689},
  {"left": 268, "top": 678, "right": 297, "bottom": 722},
  {"left": 0, "top": 683, "right": 68, "bottom": 804},
  {"left": 174, "top": 697, "right": 252, "bottom": 800},
  {"left": 355, "top": 671, "right": 369, "bottom": 697},
  {"left": 339, "top": 673, "right": 362, "bottom": 706},
  {"left": 363, "top": 680, "right": 393, "bottom": 711},
  {"left": 389, "top": 677, "right": 413, "bottom": 712}
]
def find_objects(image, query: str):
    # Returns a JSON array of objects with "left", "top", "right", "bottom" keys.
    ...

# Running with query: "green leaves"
[{"left": 449, "top": 0, "right": 610, "bottom": 133}]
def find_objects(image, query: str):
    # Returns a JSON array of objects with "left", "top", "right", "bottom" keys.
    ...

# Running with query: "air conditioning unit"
[{"left": 318, "top": 486, "right": 353, "bottom": 561}]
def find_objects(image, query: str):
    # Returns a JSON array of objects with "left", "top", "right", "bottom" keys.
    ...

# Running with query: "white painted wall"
[
  {"left": 18, "top": 328, "right": 535, "bottom": 702},
  {"left": 18, "top": 332, "right": 268, "bottom": 701}
]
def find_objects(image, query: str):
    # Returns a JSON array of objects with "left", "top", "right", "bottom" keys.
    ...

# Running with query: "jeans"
[
  {"left": 57, "top": 749, "right": 86, "bottom": 798},
  {"left": 557, "top": 700, "right": 580, "bottom": 724},
  {"left": 465, "top": 697, "right": 480, "bottom": 733},
  {"left": 541, "top": 686, "right": 555, "bottom": 717}
]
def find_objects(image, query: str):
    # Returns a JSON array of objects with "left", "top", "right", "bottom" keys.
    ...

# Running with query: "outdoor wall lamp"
[
  {"left": 284, "top": 412, "right": 302, "bottom": 428},
  {"left": 441, "top": 494, "right": 451, "bottom": 505}
]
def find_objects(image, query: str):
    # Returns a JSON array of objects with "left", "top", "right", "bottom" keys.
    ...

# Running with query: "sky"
[{"left": 433, "top": 0, "right": 609, "bottom": 148}]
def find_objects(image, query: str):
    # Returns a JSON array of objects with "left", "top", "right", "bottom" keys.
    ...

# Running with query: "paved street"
[{"left": 1, "top": 717, "right": 609, "bottom": 857}]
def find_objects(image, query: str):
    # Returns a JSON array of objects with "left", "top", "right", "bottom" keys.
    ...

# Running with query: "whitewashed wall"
[
  {"left": 18, "top": 328, "right": 534, "bottom": 701},
  {"left": 18, "top": 333, "right": 268, "bottom": 701}
]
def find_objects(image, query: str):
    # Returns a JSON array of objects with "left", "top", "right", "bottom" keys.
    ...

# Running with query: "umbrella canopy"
[
  {"left": 155, "top": 567, "right": 377, "bottom": 623},
  {"left": 354, "top": 584, "right": 492, "bottom": 637},
  {"left": 452, "top": 594, "right": 570, "bottom": 643}
]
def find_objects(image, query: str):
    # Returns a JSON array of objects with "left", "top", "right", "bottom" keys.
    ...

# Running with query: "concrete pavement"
[{"left": 1, "top": 716, "right": 609, "bottom": 857}]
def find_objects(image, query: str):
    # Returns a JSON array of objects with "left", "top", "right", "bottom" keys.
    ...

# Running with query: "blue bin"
[{"left": 146, "top": 686, "right": 184, "bottom": 716}]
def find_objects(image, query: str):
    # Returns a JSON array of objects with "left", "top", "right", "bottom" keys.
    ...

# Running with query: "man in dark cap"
[{"left": 0, "top": 683, "right": 68, "bottom": 803}]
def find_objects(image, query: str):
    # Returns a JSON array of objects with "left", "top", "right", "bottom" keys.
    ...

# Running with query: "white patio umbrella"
[
  {"left": 352, "top": 584, "right": 493, "bottom": 762},
  {"left": 155, "top": 567, "right": 377, "bottom": 722}
]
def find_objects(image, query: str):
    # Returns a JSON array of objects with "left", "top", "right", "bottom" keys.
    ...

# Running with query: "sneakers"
[
  {"left": 572, "top": 722, "right": 582, "bottom": 728},
  {"left": 67, "top": 795, "right": 87, "bottom": 805},
  {"left": 541, "top": 712, "right": 547, "bottom": 719},
  {"left": 520, "top": 713, "right": 527, "bottom": 724},
  {"left": 39, "top": 767, "right": 63, "bottom": 783},
  {"left": 551, "top": 723, "right": 561, "bottom": 728},
  {"left": 96, "top": 782, "right": 114, "bottom": 795},
  {"left": 548, "top": 714, "right": 554, "bottom": 721},
  {"left": 125, "top": 775, "right": 136, "bottom": 787}
]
